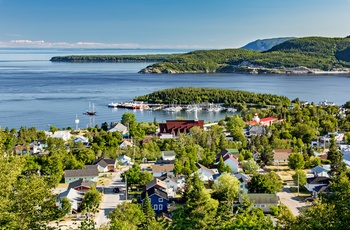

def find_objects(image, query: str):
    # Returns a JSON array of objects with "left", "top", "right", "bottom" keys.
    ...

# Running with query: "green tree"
[
  {"left": 108, "top": 202, "right": 145, "bottom": 230},
  {"left": 217, "top": 156, "right": 231, "bottom": 173},
  {"left": 172, "top": 173, "right": 218, "bottom": 229},
  {"left": 59, "top": 197, "right": 72, "bottom": 217},
  {"left": 328, "top": 135, "right": 346, "bottom": 175},
  {"left": 288, "top": 153, "right": 305, "bottom": 170},
  {"left": 81, "top": 185, "right": 102, "bottom": 212},
  {"left": 242, "top": 158, "right": 259, "bottom": 174},
  {"left": 292, "top": 170, "right": 307, "bottom": 187},
  {"left": 212, "top": 173, "right": 240, "bottom": 210},
  {"left": 143, "top": 192, "right": 155, "bottom": 221},
  {"left": 307, "top": 156, "right": 321, "bottom": 168},
  {"left": 248, "top": 172, "right": 283, "bottom": 194}
]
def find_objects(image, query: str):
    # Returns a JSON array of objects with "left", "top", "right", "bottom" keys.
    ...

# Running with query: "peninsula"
[{"left": 50, "top": 36, "right": 350, "bottom": 75}]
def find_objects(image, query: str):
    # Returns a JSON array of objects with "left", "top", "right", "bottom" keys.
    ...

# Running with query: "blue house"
[{"left": 141, "top": 187, "right": 168, "bottom": 214}]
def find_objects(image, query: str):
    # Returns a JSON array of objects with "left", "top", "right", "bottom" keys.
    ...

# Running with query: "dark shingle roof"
[
  {"left": 306, "top": 176, "right": 331, "bottom": 185},
  {"left": 141, "top": 187, "right": 168, "bottom": 200},
  {"left": 67, "top": 178, "right": 97, "bottom": 190},
  {"left": 64, "top": 165, "right": 98, "bottom": 178}
]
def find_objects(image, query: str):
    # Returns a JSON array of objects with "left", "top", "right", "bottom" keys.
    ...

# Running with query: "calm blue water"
[{"left": 0, "top": 48, "right": 350, "bottom": 130}]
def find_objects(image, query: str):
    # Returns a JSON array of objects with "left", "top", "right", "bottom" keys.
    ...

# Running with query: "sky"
[{"left": 0, "top": 0, "right": 349, "bottom": 49}]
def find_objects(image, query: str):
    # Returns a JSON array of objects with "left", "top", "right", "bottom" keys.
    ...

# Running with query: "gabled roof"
[
  {"left": 306, "top": 176, "right": 331, "bottom": 185},
  {"left": 241, "top": 193, "right": 279, "bottom": 204},
  {"left": 108, "top": 123, "right": 127, "bottom": 133},
  {"left": 144, "top": 178, "right": 168, "bottom": 191},
  {"left": 152, "top": 164, "right": 174, "bottom": 173},
  {"left": 196, "top": 163, "right": 215, "bottom": 175},
  {"left": 67, "top": 178, "right": 96, "bottom": 190},
  {"left": 95, "top": 158, "right": 116, "bottom": 168},
  {"left": 313, "top": 184, "right": 331, "bottom": 193},
  {"left": 58, "top": 188, "right": 84, "bottom": 211},
  {"left": 64, "top": 165, "right": 98, "bottom": 178},
  {"left": 216, "top": 149, "right": 238, "bottom": 162},
  {"left": 223, "top": 154, "right": 239, "bottom": 163},
  {"left": 311, "top": 166, "right": 328, "bottom": 174},
  {"left": 162, "top": 150, "right": 176, "bottom": 157},
  {"left": 141, "top": 187, "right": 168, "bottom": 200},
  {"left": 273, "top": 149, "right": 293, "bottom": 161},
  {"left": 234, "top": 173, "right": 251, "bottom": 183}
]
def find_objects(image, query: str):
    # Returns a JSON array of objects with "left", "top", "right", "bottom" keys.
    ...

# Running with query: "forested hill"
[
  {"left": 240, "top": 37, "right": 295, "bottom": 51},
  {"left": 139, "top": 36, "right": 350, "bottom": 74},
  {"left": 134, "top": 87, "right": 291, "bottom": 108},
  {"left": 50, "top": 54, "right": 176, "bottom": 62}
]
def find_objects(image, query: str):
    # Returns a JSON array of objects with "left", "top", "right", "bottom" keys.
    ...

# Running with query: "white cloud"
[
  {"left": 2, "top": 39, "right": 141, "bottom": 48},
  {"left": 0, "top": 39, "right": 205, "bottom": 49}
]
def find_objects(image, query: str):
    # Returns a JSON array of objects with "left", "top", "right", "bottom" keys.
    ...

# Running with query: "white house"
[
  {"left": 194, "top": 163, "right": 218, "bottom": 182},
  {"left": 117, "top": 155, "right": 132, "bottom": 166},
  {"left": 234, "top": 173, "right": 251, "bottom": 194},
  {"left": 161, "top": 150, "right": 176, "bottom": 161},
  {"left": 223, "top": 154, "right": 240, "bottom": 173},
  {"left": 52, "top": 131, "right": 71, "bottom": 141},
  {"left": 305, "top": 176, "right": 331, "bottom": 193},
  {"left": 119, "top": 139, "right": 133, "bottom": 149},
  {"left": 64, "top": 165, "right": 99, "bottom": 183},
  {"left": 57, "top": 188, "right": 84, "bottom": 214},
  {"left": 310, "top": 166, "right": 329, "bottom": 177},
  {"left": 152, "top": 164, "right": 174, "bottom": 177},
  {"left": 95, "top": 158, "right": 117, "bottom": 172},
  {"left": 160, "top": 175, "right": 185, "bottom": 191},
  {"left": 108, "top": 123, "right": 128, "bottom": 134}
]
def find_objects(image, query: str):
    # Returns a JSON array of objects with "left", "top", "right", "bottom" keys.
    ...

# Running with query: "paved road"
[
  {"left": 94, "top": 167, "right": 130, "bottom": 228},
  {"left": 277, "top": 187, "right": 307, "bottom": 216}
]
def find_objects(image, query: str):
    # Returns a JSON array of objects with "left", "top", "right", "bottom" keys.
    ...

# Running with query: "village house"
[
  {"left": 239, "top": 193, "right": 279, "bottom": 213},
  {"left": 305, "top": 176, "right": 332, "bottom": 197},
  {"left": 161, "top": 150, "right": 176, "bottom": 161},
  {"left": 117, "top": 155, "right": 132, "bottom": 166},
  {"left": 52, "top": 130, "right": 72, "bottom": 141},
  {"left": 119, "top": 139, "right": 133, "bottom": 149},
  {"left": 194, "top": 163, "right": 218, "bottom": 182},
  {"left": 152, "top": 164, "right": 174, "bottom": 177},
  {"left": 57, "top": 188, "right": 84, "bottom": 214},
  {"left": 158, "top": 119, "right": 204, "bottom": 139},
  {"left": 273, "top": 149, "right": 293, "bottom": 164},
  {"left": 141, "top": 187, "right": 169, "bottom": 214},
  {"left": 64, "top": 165, "right": 99, "bottom": 183},
  {"left": 94, "top": 158, "right": 117, "bottom": 172},
  {"left": 246, "top": 113, "right": 277, "bottom": 126},
  {"left": 310, "top": 165, "right": 330, "bottom": 177},
  {"left": 108, "top": 122, "right": 128, "bottom": 135}
]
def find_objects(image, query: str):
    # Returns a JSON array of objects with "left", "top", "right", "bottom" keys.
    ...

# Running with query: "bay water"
[{"left": 0, "top": 48, "right": 350, "bottom": 130}]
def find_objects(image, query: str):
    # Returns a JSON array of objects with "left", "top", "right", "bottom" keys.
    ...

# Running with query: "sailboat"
[{"left": 84, "top": 102, "right": 97, "bottom": 116}]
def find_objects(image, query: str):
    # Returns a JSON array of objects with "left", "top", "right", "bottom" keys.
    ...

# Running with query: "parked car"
[
  {"left": 113, "top": 187, "right": 120, "bottom": 193},
  {"left": 304, "top": 197, "right": 314, "bottom": 203}
]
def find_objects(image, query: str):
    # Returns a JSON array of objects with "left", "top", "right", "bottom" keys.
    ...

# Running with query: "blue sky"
[{"left": 0, "top": 0, "right": 349, "bottom": 48}]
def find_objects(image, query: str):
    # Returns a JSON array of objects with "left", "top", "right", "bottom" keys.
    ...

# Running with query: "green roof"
[{"left": 227, "top": 148, "right": 239, "bottom": 154}]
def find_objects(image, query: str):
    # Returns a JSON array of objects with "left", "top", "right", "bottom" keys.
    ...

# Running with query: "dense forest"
[
  {"left": 139, "top": 36, "right": 350, "bottom": 73},
  {"left": 134, "top": 87, "right": 291, "bottom": 109},
  {"left": 50, "top": 54, "right": 175, "bottom": 62},
  {"left": 49, "top": 37, "right": 350, "bottom": 74}
]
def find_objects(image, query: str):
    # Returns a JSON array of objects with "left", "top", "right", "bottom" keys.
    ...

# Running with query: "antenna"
[{"left": 75, "top": 114, "right": 80, "bottom": 130}]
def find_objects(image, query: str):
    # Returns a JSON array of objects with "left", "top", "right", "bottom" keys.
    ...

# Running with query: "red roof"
[
  {"left": 246, "top": 117, "right": 276, "bottom": 126},
  {"left": 223, "top": 154, "right": 239, "bottom": 163},
  {"left": 159, "top": 120, "right": 204, "bottom": 135}
]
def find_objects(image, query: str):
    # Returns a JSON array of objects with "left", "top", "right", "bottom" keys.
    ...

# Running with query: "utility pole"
[
  {"left": 125, "top": 174, "right": 128, "bottom": 201},
  {"left": 297, "top": 172, "right": 300, "bottom": 196}
]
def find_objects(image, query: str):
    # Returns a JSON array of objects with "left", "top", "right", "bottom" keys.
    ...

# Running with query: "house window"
[
  {"left": 153, "top": 204, "right": 158, "bottom": 210},
  {"left": 159, "top": 204, "right": 163, "bottom": 210},
  {"left": 261, "top": 204, "right": 266, "bottom": 208},
  {"left": 159, "top": 198, "right": 163, "bottom": 202},
  {"left": 253, "top": 204, "right": 257, "bottom": 207}
]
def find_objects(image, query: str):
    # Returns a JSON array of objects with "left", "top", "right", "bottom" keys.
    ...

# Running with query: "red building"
[{"left": 158, "top": 120, "right": 204, "bottom": 138}]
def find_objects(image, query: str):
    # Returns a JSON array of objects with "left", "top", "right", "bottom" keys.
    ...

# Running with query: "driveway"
[
  {"left": 277, "top": 187, "right": 307, "bottom": 216},
  {"left": 94, "top": 167, "right": 130, "bottom": 228}
]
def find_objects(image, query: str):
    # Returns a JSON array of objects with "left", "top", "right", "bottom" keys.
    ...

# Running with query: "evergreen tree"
[
  {"left": 328, "top": 135, "right": 346, "bottom": 175},
  {"left": 143, "top": 192, "right": 155, "bottom": 221}
]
